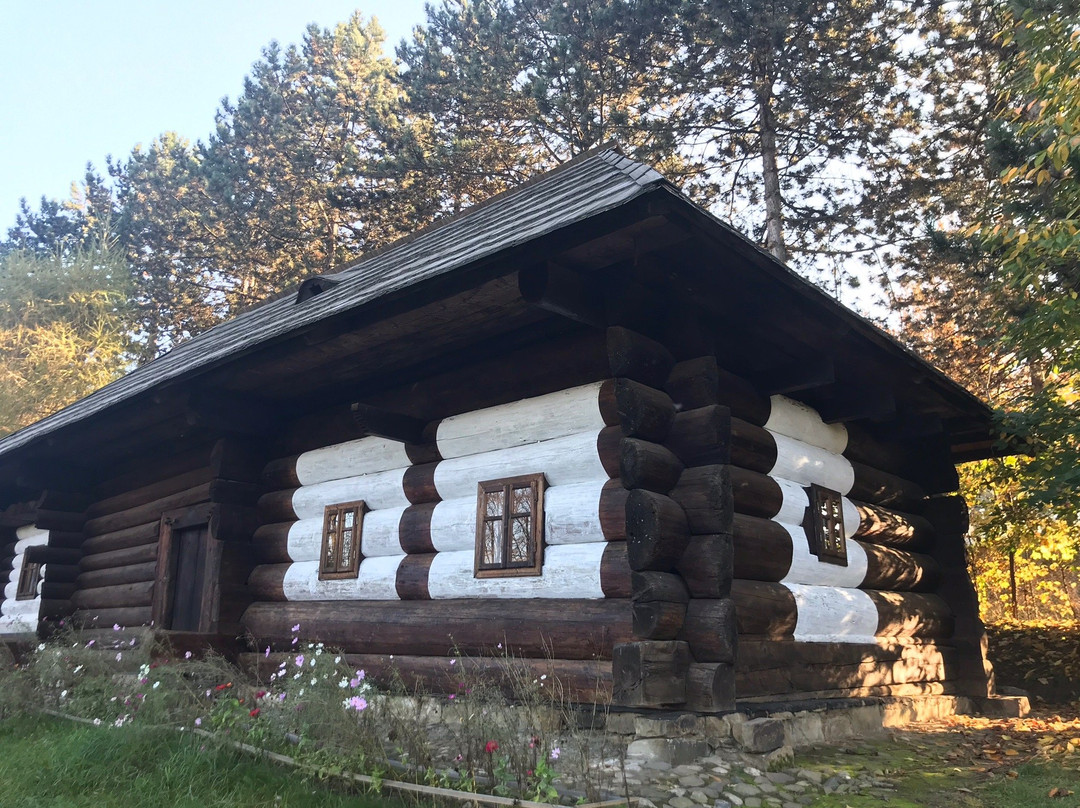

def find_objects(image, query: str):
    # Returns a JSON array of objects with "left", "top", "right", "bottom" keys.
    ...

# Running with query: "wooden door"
[{"left": 153, "top": 504, "right": 220, "bottom": 633}]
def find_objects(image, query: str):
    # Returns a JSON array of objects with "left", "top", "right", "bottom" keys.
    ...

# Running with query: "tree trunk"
[
  {"left": 754, "top": 49, "right": 787, "bottom": 264},
  {"left": 1008, "top": 549, "right": 1018, "bottom": 620}
]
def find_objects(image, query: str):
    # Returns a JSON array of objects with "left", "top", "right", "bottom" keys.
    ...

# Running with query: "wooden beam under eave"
[
  {"left": 349, "top": 404, "right": 426, "bottom": 445},
  {"left": 757, "top": 356, "right": 836, "bottom": 396},
  {"left": 817, "top": 387, "right": 897, "bottom": 424},
  {"left": 518, "top": 262, "right": 606, "bottom": 328},
  {"left": 185, "top": 390, "right": 288, "bottom": 438}
]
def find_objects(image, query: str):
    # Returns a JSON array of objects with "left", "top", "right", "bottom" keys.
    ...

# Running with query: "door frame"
[{"left": 151, "top": 503, "right": 217, "bottom": 632}]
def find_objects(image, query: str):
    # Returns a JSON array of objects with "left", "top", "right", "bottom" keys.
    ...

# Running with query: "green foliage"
[{"left": 0, "top": 247, "right": 133, "bottom": 435}]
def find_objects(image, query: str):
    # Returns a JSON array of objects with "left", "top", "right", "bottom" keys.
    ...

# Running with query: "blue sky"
[{"left": 0, "top": 0, "right": 429, "bottom": 231}]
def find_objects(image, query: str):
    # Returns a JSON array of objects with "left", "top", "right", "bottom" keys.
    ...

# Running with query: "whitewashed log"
[
  {"left": 433, "top": 431, "right": 607, "bottom": 500},
  {"left": 765, "top": 395, "right": 848, "bottom": 454},
  {"left": 295, "top": 436, "right": 411, "bottom": 487},
  {"left": 1, "top": 598, "right": 40, "bottom": 619},
  {"left": 14, "top": 531, "right": 49, "bottom": 556},
  {"left": 282, "top": 556, "right": 402, "bottom": 601},
  {"left": 361, "top": 507, "right": 408, "bottom": 557},
  {"left": 436, "top": 382, "right": 607, "bottom": 459},
  {"left": 429, "top": 480, "right": 609, "bottom": 553},
  {"left": 768, "top": 477, "right": 860, "bottom": 537},
  {"left": 426, "top": 544, "right": 607, "bottom": 600},
  {"left": 291, "top": 467, "right": 408, "bottom": 519},
  {"left": 776, "top": 522, "right": 868, "bottom": 588},
  {"left": 15, "top": 524, "right": 46, "bottom": 542},
  {"left": 284, "top": 518, "right": 323, "bottom": 563},
  {"left": 784, "top": 582, "right": 879, "bottom": 644},
  {"left": 768, "top": 432, "right": 855, "bottom": 494},
  {"left": 0, "top": 615, "right": 36, "bottom": 633}
]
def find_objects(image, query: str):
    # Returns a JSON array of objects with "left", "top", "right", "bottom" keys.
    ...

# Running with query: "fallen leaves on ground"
[{"left": 986, "top": 621, "right": 1080, "bottom": 702}]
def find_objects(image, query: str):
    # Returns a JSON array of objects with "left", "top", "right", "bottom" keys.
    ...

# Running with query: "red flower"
[
  {"left": 249, "top": 708, "right": 260, "bottom": 718},
  {"left": 214, "top": 682, "right": 233, "bottom": 691},
  {"left": 255, "top": 690, "right": 267, "bottom": 699},
  {"left": 485, "top": 741, "right": 499, "bottom": 754}
]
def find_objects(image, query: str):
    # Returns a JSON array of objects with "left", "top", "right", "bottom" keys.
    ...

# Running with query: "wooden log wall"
[
  {"left": 0, "top": 524, "right": 49, "bottom": 633},
  {"left": 664, "top": 355, "right": 973, "bottom": 701}
]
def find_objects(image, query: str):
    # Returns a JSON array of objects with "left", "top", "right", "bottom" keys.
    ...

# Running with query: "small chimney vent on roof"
[{"left": 296, "top": 275, "right": 342, "bottom": 304}]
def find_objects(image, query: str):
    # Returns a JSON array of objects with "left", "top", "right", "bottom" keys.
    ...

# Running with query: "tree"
[{"left": 0, "top": 247, "right": 133, "bottom": 435}]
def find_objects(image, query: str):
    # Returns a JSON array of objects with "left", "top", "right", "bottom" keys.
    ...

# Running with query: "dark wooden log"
[
  {"left": 76, "top": 562, "right": 158, "bottom": 590},
  {"left": 247, "top": 564, "right": 288, "bottom": 601},
  {"left": 607, "top": 326, "right": 676, "bottom": 389},
  {"left": 666, "top": 356, "right": 771, "bottom": 425},
  {"left": 620, "top": 438, "right": 683, "bottom": 494},
  {"left": 625, "top": 489, "right": 690, "bottom": 572},
  {"left": 33, "top": 510, "right": 85, "bottom": 532},
  {"left": 350, "top": 403, "right": 426, "bottom": 444},
  {"left": 596, "top": 426, "right": 622, "bottom": 479},
  {"left": 666, "top": 406, "right": 731, "bottom": 468},
  {"left": 404, "top": 439, "right": 442, "bottom": 465},
  {"left": 83, "top": 482, "right": 211, "bottom": 537},
  {"left": 759, "top": 355, "right": 835, "bottom": 396},
  {"left": 732, "top": 514, "right": 792, "bottom": 582},
  {"left": 678, "top": 599, "right": 738, "bottom": 662},
  {"left": 242, "top": 599, "right": 633, "bottom": 660},
  {"left": 598, "top": 378, "right": 619, "bottom": 426},
  {"left": 43, "top": 530, "right": 83, "bottom": 548},
  {"left": 678, "top": 534, "right": 733, "bottom": 598},
  {"left": 612, "top": 640, "right": 691, "bottom": 707},
  {"left": 599, "top": 480, "right": 629, "bottom": 540},
  {"left": 82, "top": 521, "right": 160, "bottom": 555},
  {"left": 209, "top": 504, "right": 259, "bottom": 542},
  {"left": 261, "top": 456, "right": 301, "bottom": 490},
  {"left": 396, "top": 553, "right": 435, "bottom": 600},
  {"left": 671, "top": 465, "right": 732, "bottom": 535},
  {"left": 600, "top": 542, "right": 631, "bottom": 598},
  {"left": 631, "top": 571, "right": 689, "bottom": 604},
  {"left": 614, "top": 379, "right": 675, "bottom": 442},
  {"left": 42, "top": 563, "right": 79, "bottom": 583},
  {"left": 95, "top": 443, "right": 213, "bottom": 502},
  {"left": 398, "top": 503, "right": 438, "bottom": 554},
  {"left": 71, "top": 606, "right": 152, "bottom": 628},
  {"left": 256, "top": 489, "right": 296, "bottom": 524},
  {"left": 71, "top": 580, "right": 155, "bottom": 611},
  {"left": 817, "top": 387, "right": 896, "bottom": 424},
  {"left": 633, "top": 601, "right": 686, "bottom": 640},
  {"left": 279, "top": 405, "right": 366, "bottom": 456},
  {"left": 868, "top": 590, "right": 954, "bottom": 639},
  {"left": 729, "top": 466, "right": 783, "bottom": 519},
  {"left": 731, "top": 579, "right": 797, "bottom": 638},
  {"left": 242, "top": 652, "right": 613, "bottom": 705},
  {"left": 86, "top": 468, "right": 211, "bottom": 519},
  {"left": 209, "top": 479, "right": 262, "bottom": 506},
  {"left": 40, "top": 581, "right": 77, "bottom": 600},
  {"left": 848, "top": 461, "right": 927, "bottom": 512},
  {"left": 861, "top": 544, "right": 940, "bottom": 592},
  {"left": 518, "top": 262, "right": 605, "bottom": 327},
  {"left": 685, "top": 662, "right": 736, "bottom": 713},
  {"left": 403, "top": 463, "right": 439, "bottom": 505},
  {"left": 252, "top": 522, "right": 293, "bottom": 562},
  {"left": 730, "top": 418, "right": 777, "bottom": 474},
  {"left": 34, "top": 547, "right": 82, "bottom": 566},
  {"left": 39, "top": 599, "right": 74, "bottom": 620},
  {"left": 79, "top": 542, "right": 158, "bottom": 572},
  {"left": 211, "top": 437, "right": 266, "bottom": 484}
]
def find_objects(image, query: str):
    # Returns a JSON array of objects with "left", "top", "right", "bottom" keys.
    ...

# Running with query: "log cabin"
[{"left": 0, "top": 148, "right": 1001, "bottom": 711}]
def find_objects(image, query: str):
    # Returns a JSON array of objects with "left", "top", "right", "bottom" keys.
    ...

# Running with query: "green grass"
[{"left": 0, "top": 715, "right": 414, "bottom": 807}]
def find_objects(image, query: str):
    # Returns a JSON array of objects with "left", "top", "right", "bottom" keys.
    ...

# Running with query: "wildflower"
[
  {"left": 129, "top": 638, "right": 136, "bottom": 647},
  {"left": 293, "top": 672, "right": 301, "bottom": 680},
  {"left": 339, "top": 679, "right": 349, "bottom": 689},
  {"left": 345, "top": 696, "right": 367, "bottom": 711},
  {"left": 449, "top": 659, "right": 456, "bottom": 666},
  {"left": 73, "top": 665, "right": 82, "bottom": 674},
  {"left": 205, "top": 689, "right": 212, "bottom": 697},
  {"left": 349, "top": 677, "right": 360, "bottom": 688},
  {"left": 265, "top": 646, "right": 271, "bottom": 658},
  {"left": 291, "top": 624, "right": 300, "bottom": 632},
  {"left": 93, "top": 719, "right": 101, "bottom": 726},
  {"left": 540, "top": 674, "right": 547, "bottom": 680},
  {"left": 298, "top": 689, "right": 304, "bottom": 696},
  {"left": 215, "top": 683, "right": 232, "bottom": 691},
  {"left": 455, "top": 754, "right": 463, "bottom": 763},
  {"left": 356, "top": 669, "right": 365, "bottom": 681},
  {"left": 448, "top": 694, "right": 455, "bottom": 700},
  {"left": 152, "top": 682, "right": 160, "bottom": 689},
  {"left": 255, "top": 690, "right": 266, "bottom": 699},
  {"left": 113, "top": 624, "right": 120, "bottom": 631},
  {"left": 550, "top": 747, "right": 560, "bottom": 761},
  {"left": 140, "top": 678, "right": 148, "bottom": 685},
  {"left": 195, "top": 717, "right": 202, "bottom": 727},
  {"left": 249, "top": 708, "right": 260, "bottom": 718},
  {"left": 60, "top": 690, "right": 67, "bottom": 699},
  {"left": 309, "top": 658, "right": 316, "bottom": 667},
  {"left": 116, "top": 652, "right": 122, "bottom": 662},
  {"left": 86, "top": 640, "right": 95, "bottom": 648},
  {"left": 334, "top": 656, "right": 341, "bottom": 664},
  {"left": 497, "top": 642, "right": 503, "bottom": 649},
  {"left": 185, "top": 651, "right": 192, "bottom": 659},
  {"left": 269, "top": 673, "right": 277, "bottom": 682},
  {"left": 35, "top": 643, "right": 45, "bottom": 652},
  {"left": 295, "top": 654, "right": 304, "bottom": 667},
  {"left": 291, "top": 637, "right": 298, "bottom": 645},
  {"left": 278, "top": 693, "right": 287, "bottom": 702},
  {"left": 485, "top": 741, "right": 499, "bottom": 754}
]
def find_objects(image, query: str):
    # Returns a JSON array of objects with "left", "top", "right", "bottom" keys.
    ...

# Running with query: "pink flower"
[
  {"left": 356, "top": 669, "right": 365, "bottom": 680},
  {"left": 485, "top": 741, "right": 499, "bottom": 754},
  {"left": 185, "top": 651, "right": 192, "bottom": 659},
  {"left": 448, "top": 694, "right": 455, "bottom": 700},
  {"left": 291, "top": 624, "right": 300, "bottom": 632},
  {"left": 550, "top": 747, "right": 561, "bottom": 761},
  {"left": 294, "top": 654, "right": 305, "bottom": 667},
  {"left": 349, "top": 678, "right": 361, "bottom": 688},
  {"left": 264, "top": 646, "right": 270, "bottom": 658},
  {"left": 113, "top": 624, "right": 120, "bottom": 631},
  {"left": 346, "top": 696, "right": 367, "bottom": 711},
  {"left": 86, "top": 640, "right": 95, "bottom": 648},
  {"left": 195, "top": 717, "right": 202, "bottom": 726},
  {"left": 278, "top": 693, "right": 287, "bottom": 702}
]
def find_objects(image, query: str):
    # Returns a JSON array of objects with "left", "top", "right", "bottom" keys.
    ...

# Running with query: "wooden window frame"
[
  {"left": 15, "top": 548, "right": 42, "bottom": 601},
  {"left": 319, "top": 500, "right": 366, "bottom": 581},
  {"left": 806, "top": 483, "right": 848, "bottom": 566},
  {"left": 474, "top": 474, "right": 545, "bottom": 579}
]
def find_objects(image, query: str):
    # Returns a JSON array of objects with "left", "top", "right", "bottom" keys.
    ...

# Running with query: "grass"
[{"left": 0, "top": 714, "right": 414, "bottom": 808}]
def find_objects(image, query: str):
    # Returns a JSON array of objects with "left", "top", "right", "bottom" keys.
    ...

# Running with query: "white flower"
[
  {"left": 339, "top": 679, "right": 349, "bottom": 688},
  {"left": 93, "top": 719, "right": 102, "bottom": 726},
  {"left": 60, "top": 690, "right": 67, "bottom": 699},
  {"left": 298, "top": 688, "right": 305, "bottom": 696},
  {"left": 310, "top": 677, "right": 317, "bottom": 686},
  {"left": 152, "top": 681, "right": 160, "bottom": 689},
  {"left": 334, "top": 656, "right": 341, "bottom": 664},
  {"left": 73, "top": 665, "right": 83, "bottom": 674},
  {"left": 36, "top": 643, "right": 45, "bottom": 652},
  {"left": 309, "top": 659, "right": 316, "bottom": 667}
]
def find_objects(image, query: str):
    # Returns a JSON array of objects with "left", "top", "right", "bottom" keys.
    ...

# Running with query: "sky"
[{"left": 0, "top": 0, "right": 429, "bottom": 232}]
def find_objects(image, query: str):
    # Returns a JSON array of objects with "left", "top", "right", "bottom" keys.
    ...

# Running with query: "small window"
[
  {"left": 475, "top": 474, "right": 545, "bottom": 578},
  {"left": 807, "top": 483, "right": 848, "bottom": 566},
  {"left": 320, "top": 501, "right": 366, "bottom": 580},
  {"left": 16, "top": 551, "right": 42, "bottom": 601}
]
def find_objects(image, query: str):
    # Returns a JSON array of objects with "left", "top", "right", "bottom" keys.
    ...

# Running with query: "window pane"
[
  {"left": 482, "top": 519, "right": 503, "bottom": 566},
  {"left": 511, "top": 486, "right": 532, "bottom": 516},
  {"left": 485, "top": 490, "right": 504, "bottom": 518},
  {"left": 510, "top": 516, "right": 532, "bottom": 564},
  {"left": 340, "top": 526, "right": 354, "bottom": 570}
]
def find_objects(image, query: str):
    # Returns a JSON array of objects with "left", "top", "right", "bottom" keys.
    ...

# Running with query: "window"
[
  {"left": 16, "top": 549, "right": 42, "bottom": 601},
  {"left": 806, "top": 483, "right": 848, "bottom": 566},
  {"left": 320, "top": 501, "right": 365, "bottom": 580},
  {"left": 475, "top": 474, "right": 545, "bottom": 578}
]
